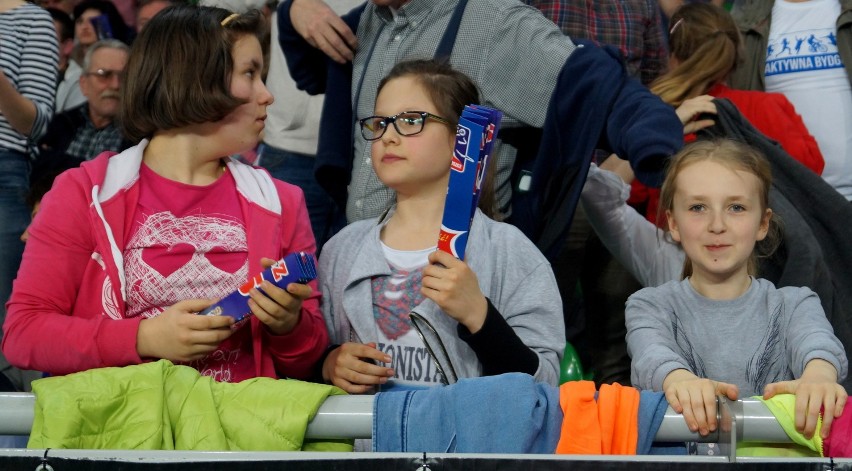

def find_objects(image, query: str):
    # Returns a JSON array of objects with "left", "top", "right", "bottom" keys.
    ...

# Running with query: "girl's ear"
[
  {"left": 756, "top": 207, "right": 772, "bottom": 241},
  {"left": 666, "top": 209, "right": 682, "bottom": 243}
]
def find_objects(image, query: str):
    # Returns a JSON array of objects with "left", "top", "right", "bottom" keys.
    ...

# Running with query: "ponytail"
[{"left": 650, "top": 3, "right": 742, "bottom": 106}]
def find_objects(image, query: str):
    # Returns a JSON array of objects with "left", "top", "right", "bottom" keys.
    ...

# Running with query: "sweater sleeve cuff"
[
  {"left": 96, "top": 316, "right": 144, "bottom": 366},
  {"left": 264, "top": 307, "right": 326, "bottom": 356},
  {"left": 457, "top": 298, "right": 538, "bottom": 376},
  {"left": 312, "top": 343, "right": 340, "bottom": 383}
]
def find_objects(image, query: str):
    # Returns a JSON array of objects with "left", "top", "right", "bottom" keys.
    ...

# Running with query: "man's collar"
[
  {"left": 376, "top": 0, "right": 450, "bottom": 24},
  {"left": 80, "top": 103, "right": 97, "bottom": 128}
]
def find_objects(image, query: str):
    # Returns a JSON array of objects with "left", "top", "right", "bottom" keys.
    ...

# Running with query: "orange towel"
[
  {"left": 598, "top": 383, "right": 639, "bottom": 454},
  {"left": 555, "top": 381, "right": 640, "bottom": 455},
  {"left": 598, "top": 384, "right": 617, "bottom": 454},
  {"left": 555, "top": 380, "right": 600, "bottom": 454}
]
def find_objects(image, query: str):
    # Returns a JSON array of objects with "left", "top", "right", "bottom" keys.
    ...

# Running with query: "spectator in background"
[
  {"left": 20, "top": 167, "right": 71, "bottom": 244},
  {"left": 0, "top": 0, "right": 59, "bottom": 393},
  {"left": 730, "top": 0, "right": 852, "bottom": 201},
  {"left": 35, "top": 39, "right": 132, "bottom": 180},
  {"left": 56, "top": 0, "right": 132, "bottom": 113},
  {"left": 654, "top": 3, "right": 822, "bottom": 171},
  {"left": 523, "top": 0, "right": 669, "bottom": 387},
  {"left": 258, "top": 0, "right": 359, "bottom": 253},
  {"left": 48, "top": 7, "right": 75, "bottom": 79},
  {"left": 659, "top": 0, "right": 727, "bottom": 19},
  {"left": 112, "top": 0, "right": 137, "bottom": 31},
  {"left": 136, "top": 0, "right": 172, "bottom": 32},
  {"left": 280, "top": 0, "right": 682, "bottom": 227},
  {"left": 197, "top": 0, "right": 358, "bottom": 253},
  {"left": 631, "top": 2, "right": 825, "bottom": 226},
  {"left": 525, "top": 0, "right": 668, "bottom": 86},
  {"left": 36, "top": 0, "right": 79, "bottom": 16}
]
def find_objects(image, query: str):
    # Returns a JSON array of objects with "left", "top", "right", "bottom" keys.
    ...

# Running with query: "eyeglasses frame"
[
  {"left": 83, "top": 68, "right": 124, "bottom": 82},
  {"left": 359, "top": 110, "right": 452, "bottom": 141}
]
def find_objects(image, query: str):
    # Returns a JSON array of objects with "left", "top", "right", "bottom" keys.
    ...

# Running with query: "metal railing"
[{"left": 1, "top": 392, "right": 791, "bottom": 458}]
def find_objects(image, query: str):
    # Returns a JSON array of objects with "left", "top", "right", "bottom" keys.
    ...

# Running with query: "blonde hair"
[
  {"left": 659, "top": 139, "right": 780, "bottom": 279},
  {"left": 650, "top": 3, "right": 742, "bottom": 106}
]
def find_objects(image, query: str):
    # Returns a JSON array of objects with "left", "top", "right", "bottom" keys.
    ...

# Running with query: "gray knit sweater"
[{"left": 627, "top": 278, "right": 848, "bottom": 397}]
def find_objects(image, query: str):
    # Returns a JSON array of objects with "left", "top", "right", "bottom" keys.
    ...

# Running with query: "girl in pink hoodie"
[{"left": 1, "top": 5, "right": 328, "bottom": 382}]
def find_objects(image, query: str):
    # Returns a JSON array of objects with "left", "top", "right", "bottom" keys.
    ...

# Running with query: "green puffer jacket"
[
  {"left": 737, "top": 394, "right": 824, "bottom": 458},
  {"left": 28, "top": 360, "right": 353, "bottom": 451}
]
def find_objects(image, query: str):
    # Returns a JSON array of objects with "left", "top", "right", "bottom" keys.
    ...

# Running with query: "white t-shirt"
[
  {"left": 370, "top": 243, "right": 445, "bottom": 390},
  {"left": 765, "top": 0, "right": 852, "bottom": 200}
]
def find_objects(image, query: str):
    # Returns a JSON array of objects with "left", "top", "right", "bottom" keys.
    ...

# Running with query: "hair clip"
[
  {"left": 220, "top": 13, "right": 239, "bottom": 26},
  {"left": 669, "top": 18, "right": 685, "bottom": 35}
]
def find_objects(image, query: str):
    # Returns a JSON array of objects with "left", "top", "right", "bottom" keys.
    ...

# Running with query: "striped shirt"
[
  {"left": 524, "top": 0, "right": 667, "bottom": 86},
  {"left": 348, "top": 0, "right": 575, "bottom": 222},
  {"left": 0, "top": 3, "right": 59, "bottom": 154}
]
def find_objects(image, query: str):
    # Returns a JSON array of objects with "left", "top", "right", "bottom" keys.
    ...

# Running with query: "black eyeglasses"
[
  {"left": 84, "top": 68, "right": 123, "bottom": 82},
  {"left": 359, "top": 111, "right": 451, "bottom": 141}
]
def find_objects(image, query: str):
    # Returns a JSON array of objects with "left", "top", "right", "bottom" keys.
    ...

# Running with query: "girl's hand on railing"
[
  {"left": 664, "top": 369, "right": 739, "bottom": 436},
  {"left": 764, "top": 359, "right": 847, "bottom": 439}
]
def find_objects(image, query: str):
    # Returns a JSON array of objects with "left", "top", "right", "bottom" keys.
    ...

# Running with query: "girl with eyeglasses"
[{"left": 317, "top": 59, "right": 565, "bottom": 393}]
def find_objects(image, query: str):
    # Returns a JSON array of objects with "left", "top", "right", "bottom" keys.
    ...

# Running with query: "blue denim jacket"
[{"left": 373, "top": 373, "right": 561, "bottom": 453}]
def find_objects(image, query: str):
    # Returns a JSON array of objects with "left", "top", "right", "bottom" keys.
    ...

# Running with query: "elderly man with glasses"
[{"left": 35, "top": 39, "right": 132, "bottom": 178}]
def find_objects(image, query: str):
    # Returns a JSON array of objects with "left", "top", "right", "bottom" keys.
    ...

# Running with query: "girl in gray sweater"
[
  {"left": 626, "top": 140, "right": 847, "bottom": 441},
  {"left": 317, "top": 60, "right": 564, "bottom": 393}
]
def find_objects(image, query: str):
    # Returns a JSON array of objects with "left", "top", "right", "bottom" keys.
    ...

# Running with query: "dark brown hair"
[
  {"left": 378, "top": 59, "right": 479, "bottom": 127},
  {"left": 48, "top": 8, "right": 74, "bottom": 42},
  {"left": 120, "top": 5, "right": 266, "bottom": 142},
  {"left": 376, "top": 59, "right": 501, "bottom": 218},
  {"left": 650, "top": 3, "right": 742, "bottom": 106},
  {"left": 658, "top": 139, "right": 781, "bottom": 278}
]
